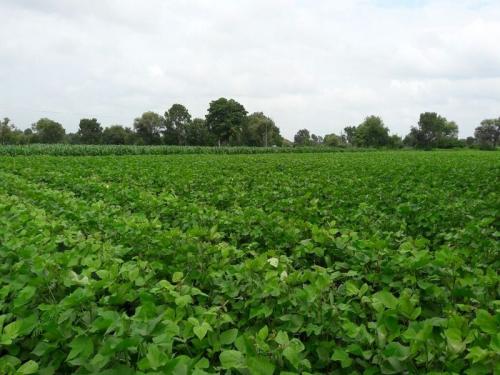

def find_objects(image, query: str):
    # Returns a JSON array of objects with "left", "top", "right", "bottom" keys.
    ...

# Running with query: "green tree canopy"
[
  {"left": 185, "top": 118, "right": 214, "bottom": 146},
  {"left": 355, "top": 116, "right": 390, "bottom": 147},
  {"left": 408, "top": 112, "right": 459, "bottom": 149},
  {"left": 133, "top": 112, "right": 164, "bottom": 145},
  {"left": 102, "top": 125, "right": 136, "bottom": 145},
  {"left": 242, "top": 112, "right": 282, "bottom": 147},
  {"left": 0, "top": 118, "right": 16, "bottom": 144},
  {"left": 205, "top": 98, "right": 247, "bottom": 146},
  {"left": 164, "top": 104, "right": 192, "bottom": 145},
  {"left": 294, "top": 129, "right": 312, "bottom": 146},
  {"left": 77, "top": 118, "right": 103, "bottom": 144},
  {"left": 474, "top": 118, "right": 500, "bottom": 149},
  {"left": 32, "top": 118, "right": 65, "bottom": 143},
  {"left": 323, "top": 133, "right": 342, "bottom": 147}
]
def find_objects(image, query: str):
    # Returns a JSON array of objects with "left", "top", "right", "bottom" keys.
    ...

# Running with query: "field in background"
[
  {"left": 0, "top": 144, "right": 366, "bottom": 156},
  {"left": 0, "top": 151, "right": 498, "bottom": 374}
]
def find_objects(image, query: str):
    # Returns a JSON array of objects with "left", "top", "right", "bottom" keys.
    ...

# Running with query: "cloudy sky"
[{"left": 1, "top": 0, "right": 499, "bottom": 139}]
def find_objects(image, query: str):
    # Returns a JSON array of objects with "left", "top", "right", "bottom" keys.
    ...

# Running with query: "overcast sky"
[{"left": 1, "top": 0, "right": 499, "bottom": 139}]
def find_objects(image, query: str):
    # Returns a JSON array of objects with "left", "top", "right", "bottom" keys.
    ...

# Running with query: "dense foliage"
[{"left": 0, "top": 151, "right": 498, "bottom": 374}]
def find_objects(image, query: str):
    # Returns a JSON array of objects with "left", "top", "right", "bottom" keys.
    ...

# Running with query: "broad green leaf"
[
  {"left": 13, "top": 286, "right": 36, "bottom": 308},
  {"left": 383, "top": 342, "right": 409, "bottom": 360},
  {"left": 16, "top": 360, "right": 38, "bottom": 374},
  {"left": 275, "top": 331, "right": 289, "bottom": 346},
  {"left": 174, "top": 295, "right": 192, "bottom": 307},
  {"left": 172, "top": 272, "right": 184, "bottom": 283},
  {"left": 473, "top": 310, "right": 497, "bottom": 335},
  {"left": 219, "top": 350, "right": 245, "bottom": 369},
  {"left": 247, "top": 356, "right": 275, "bottom": 375},
  {"left": 331, "top": 349, "right": 352, "bottom": 368},
  {"left": 465, "top": 346, "right": 488, "bottom": 364},
  {"left": 220, "top": 328, "right": 238, "bottom": 345},
  {"left": 372, "top": 290, "right": 398, "bottom": 310},
  {"left": 445, "top": 328, "right": 465, "bottom": 353},
  {"left": 146, "top": 344, "right": 168, "bottom": 370},
  {"left": 67, "top": 336, "right": 94, "bottom": 361},
  {"left": 193, "top": 322, "right": 211, "bottom": 340}
]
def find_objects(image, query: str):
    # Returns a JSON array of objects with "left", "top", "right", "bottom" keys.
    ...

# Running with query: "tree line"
[{"left": 1, "top": 98, "right": 499, "bottom": 149}]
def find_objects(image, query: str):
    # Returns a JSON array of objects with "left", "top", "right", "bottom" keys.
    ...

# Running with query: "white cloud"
[{"left": 1, "top": 0, "right": 499, "bottom": 138}]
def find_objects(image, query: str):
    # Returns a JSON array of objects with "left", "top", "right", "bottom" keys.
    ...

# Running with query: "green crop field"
[{"left": 0, "top": 150, "right": 498, "bottom": 374}]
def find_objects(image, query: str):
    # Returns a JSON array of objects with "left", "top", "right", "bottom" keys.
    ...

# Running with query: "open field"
[{"left": 0, "top": 151, "right": 499, "bottom": 374}]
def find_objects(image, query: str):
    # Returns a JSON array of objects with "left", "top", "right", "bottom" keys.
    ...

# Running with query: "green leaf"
[
  {"left": 67, "top": 335, "right": 94, "bottom": 361},
  {"left": 174, "top": 295, "right": 192, "bottom": 307},
  {"left": 275, "top": 331, "right": 289, "bottom": 346},
  {"left": 473, "top": 310, "right": 497, "bottom": 335},
  {"left": 13, "top": 286, "right": 36, "bottom": 308},
  {"left": 193, "top": 322, "right": 211, "bottom": 340},
  {"left": 282, "top": 339, "right": 304, "bottom": 369},
  {"left": 345, "top": 281, "right": 359, "bottom": 296},
  {"left": 445, "top": 328, "right": 465, "bottom": 353},
  {"left": 220, "top": 328, "right": 238, "bottom": 345},
  {"left": 465, "top": 346, "right": 488, "bottom": 364},
  {"left": 331, "top": 349, "right": 352, "bottom": 368},
  {"left": 257, "top": 325, "right": 269, "bottom": 341},
  {"left": 247, "top": 356, "right": 275, "bottom": 375},
  {"left": 146, "top": 344, "right": 168, "bottom": 370},
  {"left": 383, "top": 342, "right": 410, "bottom": 360},
  {"left": 16, "top": 360, "right": 38, "bottom": 374},
  {"left": 220, "top": 350, "right": 245, "bottom": 369},
  {"left": 172, "top": 272, "right": 184, "bottom": 283},
  {"left": 372, "top": 290, "right": 398, "bottom": 310}
]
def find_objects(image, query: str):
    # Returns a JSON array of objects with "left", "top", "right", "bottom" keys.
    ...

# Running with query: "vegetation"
[
  {"left": 1, "top": 102, "right": 498, "bottom": 149},
  {"left": 0, "top": 151, "right": 498, "bottom": 374}
]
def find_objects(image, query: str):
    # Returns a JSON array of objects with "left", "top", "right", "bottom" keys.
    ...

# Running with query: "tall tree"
[
  {"left": 242, "top": 112, "right": 282, "bottom": 147},
  {"left": 474, "top": 118, "right": 500, "bottom": 149},
  {"left": 77, "top": 118, "right": 103, "bottom": 144},
  {"left": 355, "top": 116, "right": 390, "bottom": 147},
  {"left": 294, "top": 129, "right": 312, "bottom": 146},
  {"left": 0, "top": 118, "right": 15, "bottom": 144},
  {"left": 32, "top": 118, "right": 65, "bottom": 143},
  {"left": 164, "top": 104, "right": 192, "bottom": 145},
  {"left": 343, "top": 126, "right": 357, "bottom": 145},
  {"left": 205, "top": 98, "right": 247, "bottom": 146},
  {"left": 323, "top": 133, "right": 341, "bottom": 147},
  {"left": 133, "top": 111, "right": 164, "bottom": 145},
  {"left": 185, "top": 118, "right": 214, "bottom": 146},
  {"left": 103, "top": 125, "right": 136, "bottom": 145},
  {"left": 408, "top": 112, "right": 459, "bottom": 149}
]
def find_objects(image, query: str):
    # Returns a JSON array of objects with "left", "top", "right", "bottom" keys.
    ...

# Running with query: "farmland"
[{"left": 0, "top": 150, "right": 498, "bottom": 374}]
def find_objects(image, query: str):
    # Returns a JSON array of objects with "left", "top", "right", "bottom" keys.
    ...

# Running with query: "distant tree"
[
  {"left": 355, "top": 116, "right": 390, "bottom": 147},
  {"left": 242, "top": 112, "right": 282, "bottom": 147},
  {"left": 205, "top": 98, "right": 247, "bottom": 146},
  {"left": 408, "top": 112, "right": 458, "bottom": 149},
  {"left": 343, "top": 126, "right": 357, "bottom": 145},
  {"left": 294, "top": 129, "right": 312, "bottom": 146},
  {"left": 388, "top": 134, "right": 403, "bottom": 148},
  {"left": 465, "top": 136, "right": 476, "bottom": 147},
  {"left": 0, "top": 118, "right": 15, "bottom": 144},
  {"left": 77, "top": 118, "right": 103, "bottom": 144},
  {"left": 32, "top": 118, "right": 65, "bottom": 143},
  {"left": 133, "top": 111, "right": 164, "bottom": 145},
  {"left": 311, "top": 134, "right": 323, "bottom": 145},
  {"left": 185, "top": 118, "right": 214, "bottom": 146},
  {"left": 103, "top": 125, "right": 136, "bottom": 145},
  {"left": 323, "top": 133, "right": 341, "bottom": 147},
  {"left": 65, "top": 133, "right": 81, "bottom": 145},
  {"left": 164, "top": 104, "right": 192, "bottom": 145},
  {"left": 474, "top": 118, "right": 500, "bottom": 149}
]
